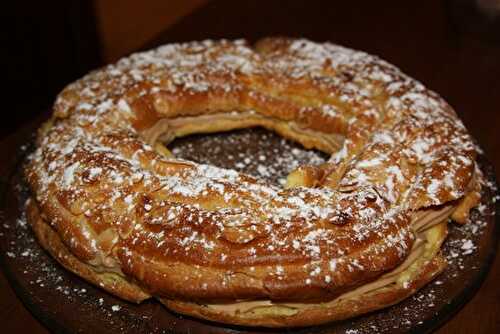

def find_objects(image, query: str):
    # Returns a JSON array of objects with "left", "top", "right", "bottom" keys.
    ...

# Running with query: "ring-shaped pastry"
[{"left": 25, "top": 38, "right": 482, "bottom": 327}]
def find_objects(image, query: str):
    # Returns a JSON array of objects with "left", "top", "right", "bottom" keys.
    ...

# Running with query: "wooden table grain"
[{"left": 1, "top": 0, "right": 499, "bottom": 333}]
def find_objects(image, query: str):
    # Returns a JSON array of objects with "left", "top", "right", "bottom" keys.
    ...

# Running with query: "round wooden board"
[{"left": 0, "top": 128, "right": 498, "bottom": 334}]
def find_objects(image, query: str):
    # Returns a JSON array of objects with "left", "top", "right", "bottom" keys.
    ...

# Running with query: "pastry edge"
[{"left": 26, "top": 196, "right": 448, "bottom": 327}]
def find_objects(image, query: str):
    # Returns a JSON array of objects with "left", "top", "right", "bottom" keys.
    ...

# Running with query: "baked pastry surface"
[{"left": 24, "top": 38, "right": 482, "bottom": 327}]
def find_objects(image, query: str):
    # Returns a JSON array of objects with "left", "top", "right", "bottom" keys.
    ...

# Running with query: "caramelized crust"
[{"left": 24, "top": 38, "right": 481, "bottom": 326}]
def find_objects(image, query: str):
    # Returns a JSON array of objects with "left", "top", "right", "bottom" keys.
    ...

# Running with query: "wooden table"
[{"left": 1, "top": 0, "right": 499, "bottom": 332}]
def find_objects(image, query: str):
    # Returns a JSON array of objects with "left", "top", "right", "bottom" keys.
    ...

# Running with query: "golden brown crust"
[
  {"left": 26, "top": 198, "right": 150, "bottom": 303},
  {"left": 28, "top": 194, "right": 448, "bottom": 327},
  {"left": 23, "top": 38, "right": 482, "bottom": 327},
  {"left": 159, "top": 219, "right": 449, "bottom": 327}
]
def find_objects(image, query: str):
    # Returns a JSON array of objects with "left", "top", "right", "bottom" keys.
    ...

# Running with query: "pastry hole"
[{"left": 166, "top": 127, "right": 328, "bottom": 186}]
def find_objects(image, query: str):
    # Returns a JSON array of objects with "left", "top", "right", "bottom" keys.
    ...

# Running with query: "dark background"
[{"left": 1, "top": 0, "right": 499, "bottom": 333}]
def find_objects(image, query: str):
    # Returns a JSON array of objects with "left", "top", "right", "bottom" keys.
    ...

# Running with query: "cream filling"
[
  {"left": 203, "top": 207, "right": 451, "bottom": 315},
  {"left": 411, "top": 205, "right": 454, "bottom": 232},
  {"left": 142, "top": 112, "right": 344, "bottom": 154},
  {"left": 203, "top": 239, "right": 427, "bottom": 315}
]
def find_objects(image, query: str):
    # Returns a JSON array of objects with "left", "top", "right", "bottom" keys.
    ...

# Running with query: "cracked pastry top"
[{"left": 24, "top": 38, "right": 482, "bottom": 327}]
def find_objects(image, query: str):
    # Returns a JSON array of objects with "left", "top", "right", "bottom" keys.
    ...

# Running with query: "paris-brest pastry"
[{"left": 24, "top": 38, "right": 482, "bottom": 327}]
